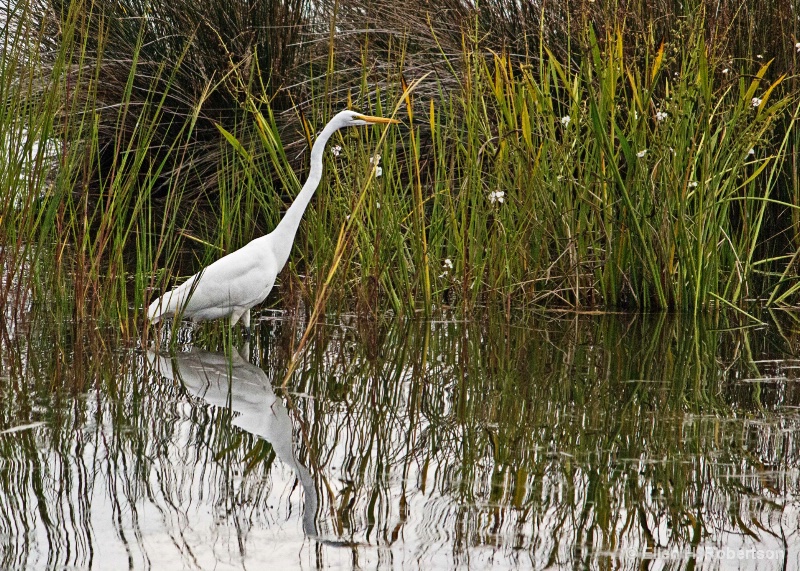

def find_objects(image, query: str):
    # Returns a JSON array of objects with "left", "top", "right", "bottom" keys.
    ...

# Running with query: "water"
[{"left": 1, "top": 312, "right": 799, "bottom": 570}]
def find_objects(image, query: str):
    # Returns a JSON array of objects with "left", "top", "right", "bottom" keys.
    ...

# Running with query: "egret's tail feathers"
[
  {"left": 147, "top": 276, "right": 196, "bottom": 325},
  {"left": 147, "top": 298, "right": 168, "bottom": 324},
  {"left": 147, "top": 290, "right": 182, "bottom": 324}
]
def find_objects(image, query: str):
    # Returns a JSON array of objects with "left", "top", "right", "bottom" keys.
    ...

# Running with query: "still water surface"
[{"left": 1, "top": 312, "right": 799, "bottom": 569}]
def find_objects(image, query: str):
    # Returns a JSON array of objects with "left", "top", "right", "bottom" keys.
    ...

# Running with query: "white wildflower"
[
  {"left": 560, "top": 115, "right": 571, "bottom": 127},
  {"left": 751, "top": 97, "right": 762, "bottom": 108},
  {"left": 489, "top": 190, "right": 505, "bottom": 204},
  {"left": 440, "top": 259, "right": 453, "bottom": 278},
  {"left": 636, "top": 149, "right": 647, "bottom": 158},
  {"left": 374, "top": 166, "right": 383, "bottom": 178},
  {"left": 722, "top": 68, "right": 730, "bottom": 75},
  {"left": 747, "top": 148, "right": 755, "bottom": 157},
  {"left": 376, "top": 201, "right": 381, "bottom": 209},
  {"left": 331, "top": 145, "right": 342, "bottom": 157},
  {"left": 756, "top": 54, "right": 763, "bottom": 59},
  {"left": 688, "top": 181, "right": 698, "bottom": 188},
  {"left": 795, "top": 42, "right": 800, "bottom": 53},
  {"left": 655, "top": 110, "right": 668, "bottom": 122}
]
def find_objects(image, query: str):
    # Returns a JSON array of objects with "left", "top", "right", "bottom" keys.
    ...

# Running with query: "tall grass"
[
  {"left": 229, "top": 21, "right": 796, "bottom": 316},
  {"left": 3, "top": 0, "right": 800, "bottom": 333},
  {"left": 1, "top": 0, "right": 59, "bottom": 326},
  {"left": 1, "top": 0, "right": 272, "bottom": 331}
]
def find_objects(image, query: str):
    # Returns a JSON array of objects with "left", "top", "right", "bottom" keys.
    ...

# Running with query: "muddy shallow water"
[{"left": 1, "top": 311, "right": 799, "bottom": 570}]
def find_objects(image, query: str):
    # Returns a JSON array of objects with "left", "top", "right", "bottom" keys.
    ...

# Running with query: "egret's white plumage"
[{"left": 147, "top": 110, "right": 398, "bottom": 332}]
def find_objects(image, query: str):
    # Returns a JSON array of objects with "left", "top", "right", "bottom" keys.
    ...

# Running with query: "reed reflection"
[{"left": 1, "top": 313, "right": 800, "bottom": 570}]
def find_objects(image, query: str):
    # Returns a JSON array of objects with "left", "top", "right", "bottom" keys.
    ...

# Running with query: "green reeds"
[
  {"left": 4, "top": 0, "right": 800, "bottom": 333},
  {"left": 146, "top": 17, "right": 800, "bottom": 324},
  {"left": 1, "top": 0, "right": 271, "bottom": 332}
]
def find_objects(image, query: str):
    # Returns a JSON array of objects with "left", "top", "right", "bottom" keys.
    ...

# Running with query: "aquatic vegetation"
[
  {"left": 2, "top": 0, "right": 800, "bottom": 332},
  {"left": 1, "top": 312, "right": 799, "bottom": 568}
]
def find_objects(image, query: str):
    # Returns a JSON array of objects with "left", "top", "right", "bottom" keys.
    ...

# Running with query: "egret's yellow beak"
[{"left": 356, "top": 114, "right": 400, "bottom": 124}]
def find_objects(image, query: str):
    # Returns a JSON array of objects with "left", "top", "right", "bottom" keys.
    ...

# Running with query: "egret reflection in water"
[
  {"left": 2, "top": 314, "right": 800, "bottom": 570},
  {"left": 147, "top": 345, "right": 319, "bottom": 538}
]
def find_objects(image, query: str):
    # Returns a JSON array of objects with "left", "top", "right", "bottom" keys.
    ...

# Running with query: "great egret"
[{"left": 147, "top": 110, "right": 399, "bottom": 334}]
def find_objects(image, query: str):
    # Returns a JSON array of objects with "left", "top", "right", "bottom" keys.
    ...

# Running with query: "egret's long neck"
[{"left": 270, "top": 122, "right": 339, "bottom": 268}]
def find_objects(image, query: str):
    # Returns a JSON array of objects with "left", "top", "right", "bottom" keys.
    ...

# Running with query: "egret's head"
[{"left": 334, "top": 110, "right": 400, "bottom": 128}]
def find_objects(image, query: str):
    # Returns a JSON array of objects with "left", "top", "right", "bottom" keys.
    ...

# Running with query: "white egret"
[{"left": 147, "top": 110, "right": 399, "bottom": 334}]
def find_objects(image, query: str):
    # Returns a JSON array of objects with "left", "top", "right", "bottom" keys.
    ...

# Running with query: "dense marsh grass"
[
  {"left": 256, "top": 24, "right": 796, "bottom": 315},
  {"left": 3, "top": 0, "right": 800, "bottom": 334}
]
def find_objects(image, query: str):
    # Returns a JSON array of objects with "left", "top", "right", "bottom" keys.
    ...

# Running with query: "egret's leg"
[{"left": 242, "top": 309, "right": 252, "bottom": 339}]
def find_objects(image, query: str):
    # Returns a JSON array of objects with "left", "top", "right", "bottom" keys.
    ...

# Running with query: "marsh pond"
[{"left": 1, "top": 311, "right": 799, "bottom": 570}]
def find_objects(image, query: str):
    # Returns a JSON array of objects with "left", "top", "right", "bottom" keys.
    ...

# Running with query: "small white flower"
[
  {"left": 795, "top": 42, "right": 800, "bottom": 53},
  {"left": 331, "top": 145, "right": 342, "bottom": 157},
  {"left": 747, "top": 148, "right": 755, "bottom": 157},
  {"left": 560, "top": 115, "right": 571, "bottom": 127},
  {"left": 488, "top": 190, "right": 505, "bottom": 204},
  {"left": 722, "top": 68, "right": 730, "bottom": 74},
  {"left": 439, "top": 258, "right": 453, "bottom": 278},
  {"left": 636, "top": 149, "right": 647, "bottom": 158},
  {"left": 374, "top": 166, "right": 383, "bottom": 178},
  {"left": 751, "top": 97, "right": 762, "bottom": 108},
  {"left": 376, "top": 201, "right": 381, "bottom": 209},
  {"left": 756, "top": 54, "right": 763, "bottom": 59},
  {"left": 688, "top": 181, "right": 698, "bottom": 188},
  {"left": 655, "top": 110, "right": 668, "bottom": 122},
  {"left": 634, "top": 110, "right": 639, "bottom": 120},
  {"left": 369, "top": 154, "right": 382, "bottom": 164}
]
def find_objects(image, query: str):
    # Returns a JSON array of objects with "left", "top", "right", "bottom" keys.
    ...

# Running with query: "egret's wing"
[
  {"left": 182, "top": 257, "right": 266, "bottom": 312},
  {"left": 148, "top": 242, "right": 277, "bottom": 322}
]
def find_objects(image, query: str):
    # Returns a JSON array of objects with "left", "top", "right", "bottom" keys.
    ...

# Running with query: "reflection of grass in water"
[
  {"left": 1, "top": 312, "right": 799, "bottom": 567},
  {"left": 282, "top": 312, "right": 799, "bottom": 557}
]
